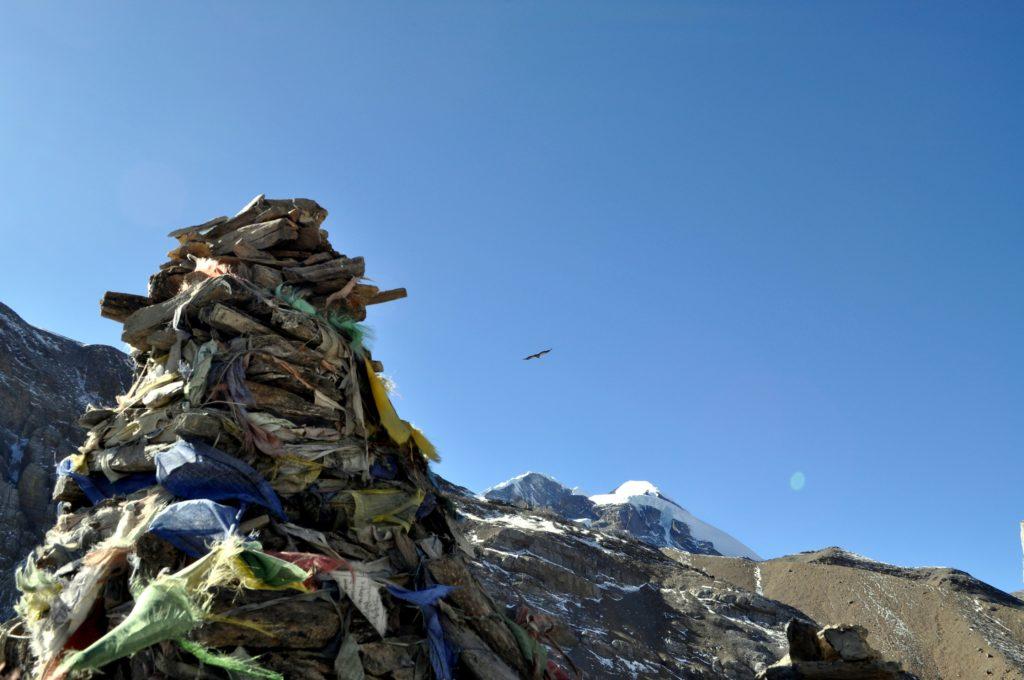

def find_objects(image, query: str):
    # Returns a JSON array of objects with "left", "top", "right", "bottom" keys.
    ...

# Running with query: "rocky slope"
[
  {"left": 452, "top": 479, "right": 803, "bottom": 678},
  {"left": 484, "top": 472, "right": 759, "bottom": 559},
  {"left": 473, "top": 472, "right": 1024, "bottom": 678},
  {"left": 0, "top": 302, "right": 131, "bottom": 611},
  {"left": 682, "top": 548, "right": 1024, "bottom": 680},
  {"left": 453, "top": 479, "right": 933, "bottom": 678}
]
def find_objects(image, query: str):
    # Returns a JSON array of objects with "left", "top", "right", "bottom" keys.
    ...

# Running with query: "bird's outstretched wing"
[{"left": 523, "top": 348, "right": 552, "bottom": 360}]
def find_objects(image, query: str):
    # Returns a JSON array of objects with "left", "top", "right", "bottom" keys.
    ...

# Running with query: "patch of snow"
[
  {"left": 591, "top": 480, "right": 662, "bottom": 503},
  {"left": 621, "top": 657, "right": 658, "bottom": 675},
  {"left": 754, "top": 564, "right": 763, "bottom": 595},
  {"left": 588, "top": 650, "right": 615, "bottom": 669},
  {"left": 459, "top": 509, "right": 566, "bottom": 536},
  {"left": 595, "top": 579, "right": 646, "bottom": 593}
]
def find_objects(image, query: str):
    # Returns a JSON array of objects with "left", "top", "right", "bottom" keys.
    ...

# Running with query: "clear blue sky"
[{"left": 1, "top": 3, "right": 1021, "bottom": 591}]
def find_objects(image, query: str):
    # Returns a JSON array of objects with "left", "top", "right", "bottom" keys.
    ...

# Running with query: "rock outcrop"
[
  {"left": 0, "top": 302, "right": 131, "bottom": 611},
  {"left": 757, "top": 620, "right": 914, "bottom": 679}
]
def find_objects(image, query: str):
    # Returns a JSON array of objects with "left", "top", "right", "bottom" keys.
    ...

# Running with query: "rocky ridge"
[
  {"left": 0, "top": 302, "right": 131, "bottom": 611},
  {"left": 473, "top": 471, "right": 1024, "bottom": 678},
  {"left": 683, "top": 548, "right": 1024, "bottom": 679}
]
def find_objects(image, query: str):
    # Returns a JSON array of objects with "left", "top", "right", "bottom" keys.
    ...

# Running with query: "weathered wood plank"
[
  {"left": 367, "top": 288, "right": 407, "bottom": 306},
  {"left": 282, "top": 256, "right": 365, "bottom": 284},
  {"left": 202, "top": 303, "right": 273, "bottom": 337},
  {"left": 212, "top": 218, "right": 299, "bottom": 255},
  {"left": 99, "top": 291, "right": 151, "bottom": 323},
  {"left": 121, "top": 278, "right": 233, "bottom": 348}
]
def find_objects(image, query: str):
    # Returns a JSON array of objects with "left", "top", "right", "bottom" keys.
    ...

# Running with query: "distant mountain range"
[{"left": 483, "top": 471, "right": 760, "bottom": 559}]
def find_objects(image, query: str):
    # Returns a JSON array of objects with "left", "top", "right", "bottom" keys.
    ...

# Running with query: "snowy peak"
[
  {"left": 481, "top": 472, "right": 760, "bottom": 560},
  {"left": 483, "top": 472, "right": 597, "bottom": 520},
  {"left": 591, "top": 481, "right": 761, "bottom": 560},
  {"left": 591, "top": 479, "right": 670, "bottom": 505},
  {"left": 616, "top": 480, "right": 661, "bottom": 496}
]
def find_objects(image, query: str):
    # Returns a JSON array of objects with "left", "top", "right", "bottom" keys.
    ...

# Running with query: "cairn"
[{"left": 2, "top": 196, "right": 552, "bottom": 679}]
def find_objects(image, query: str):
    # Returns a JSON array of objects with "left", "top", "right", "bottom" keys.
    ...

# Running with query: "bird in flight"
[{"left": 523, "top": 349, "right": 552, "bottom": 361}]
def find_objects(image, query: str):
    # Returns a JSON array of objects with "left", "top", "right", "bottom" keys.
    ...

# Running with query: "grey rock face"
[
  {"left": 0, "top": 302, "right": 131, "bottom": 612},
  {"left": 483, "top": 472, "right": 597, "bottom": 520},
  {"left": 447, "top": 479, "right": 807, "bottom": 678},
  {"left": 592, "top": 501, "right": 721, "bottom": 555}
]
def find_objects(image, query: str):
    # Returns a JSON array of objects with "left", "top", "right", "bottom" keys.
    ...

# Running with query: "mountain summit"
[
  {"left": 482, "top": 472, "right": 597, "bottom": 520},
  {"left": 483, "top": 472, "right": 760, "bottom": 559}
]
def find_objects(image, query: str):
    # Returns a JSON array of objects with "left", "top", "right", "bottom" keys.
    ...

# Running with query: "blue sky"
[{"left": 1, "top": 3, "right": 1022, "bottom": 591}]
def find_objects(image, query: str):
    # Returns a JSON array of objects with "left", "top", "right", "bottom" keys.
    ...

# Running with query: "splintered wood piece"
[
  {"left": 145, "top": 328, "right": 178, "bottom": 351},
  {"left": 367, "top": 288, "right": 407, "bottom": 306},
  {"left": 323, "top": 277, "right": 359, "bottom": 307},
  {"left": 100, "top": 291, "right": 151, "bottom": 323},
  {"left": 206, "top": 196, "right": 328, "bottom": 240},
  {"left": 246, "top": 334, "right": 326, "bottom": 368},
  {"left": 205, "top": 194, "right": 269, "bottom": 239},
  {"left": 212, "top": 218, "right": 299, "bottom": 255},
  {"left": 302, "top": 251, "right": 334, "bottom": 266},
  {"left": 245, "top": 380, "right": 337, "bottom": 423},
  {"left": 121, "top": 278, "right": 233, "bottom": 348},
  {"left": 232, "top": 240, "right": 271, "bottom": 261},
  {"left": 251, "top": 264, "right": 284, "bottom": 290},
  {"left": 346, "top": 283, "right": 380, "bottom": 306},
  {"left": 202, "top": 303, "right": 273, "bottom": 337},
  {"left": 290, "top": 224, "right": 323, "bottom": 251},
  {"left": 148, "top": 267, "right": 190, "bottom": 303},
  {"left": 167, "top": 240, "right": 212, "bottom": 261},
  {"left": 283, "top": 256, "right": 365, "bottom": 284},
  {"left": 167, "top": 215, "right": 228, "bottom": 240},
  {"left": 246, "top": 353, "right": 324, "bottom": 393}
]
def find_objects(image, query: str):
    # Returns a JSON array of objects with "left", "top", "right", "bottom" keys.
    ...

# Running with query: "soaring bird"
[{"left": 523, "top": 349, "right": 552, "bottom": 361}]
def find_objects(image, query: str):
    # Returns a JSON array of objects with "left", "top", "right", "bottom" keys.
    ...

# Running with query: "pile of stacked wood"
[
  {"left": 100, "top": 195, "right": 405, "bottom": 335},
  {"left": 2, "top": 196, "right": 556, "bottom": 680}
]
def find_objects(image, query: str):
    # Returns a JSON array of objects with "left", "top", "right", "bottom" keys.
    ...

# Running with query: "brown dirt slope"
[{"left": 674, "top": 547, "right": 1024, "bottom": 679}]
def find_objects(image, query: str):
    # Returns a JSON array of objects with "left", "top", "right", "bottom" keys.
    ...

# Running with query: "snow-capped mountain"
[
  {"left": 591, "top": 480, "right": 761, "bottom": 560},
  {"left": 482, "top": 472, "right": 597, "bottom": 520},
  {"left": 482, "top": 472, "right": 760, "bottom": 559}
]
